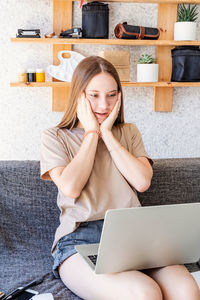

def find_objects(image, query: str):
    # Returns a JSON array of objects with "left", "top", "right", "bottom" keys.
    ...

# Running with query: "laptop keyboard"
[{"left": 88, "top": 255, "right": 98, "bottom": 265}]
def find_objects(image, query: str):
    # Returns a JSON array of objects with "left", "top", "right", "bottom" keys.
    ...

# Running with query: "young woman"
[{"left": 40, "top": 56, "right": 200, "bottom": 300}]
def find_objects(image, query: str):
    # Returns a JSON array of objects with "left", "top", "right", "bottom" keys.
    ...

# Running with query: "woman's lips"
[{"left": 95, "top": 112, "right": 108, "bottom": 117}]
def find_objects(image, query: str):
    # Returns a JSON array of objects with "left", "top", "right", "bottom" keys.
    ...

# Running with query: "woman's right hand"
[{"left": 77, "top": 93, "right": 99, "bottom": 132}]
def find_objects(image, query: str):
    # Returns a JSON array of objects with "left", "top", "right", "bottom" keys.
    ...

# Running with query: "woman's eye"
[
  {"left": 89, "top": 94, "right": 97, "bottom": 98},
  {"left": 108, "top": 94, "right": 117, "bottom": 97}
]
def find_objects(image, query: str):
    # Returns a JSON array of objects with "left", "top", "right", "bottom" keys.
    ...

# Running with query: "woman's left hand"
[{"left": 100, "top": 92, "right": 121, "bottom": 134}]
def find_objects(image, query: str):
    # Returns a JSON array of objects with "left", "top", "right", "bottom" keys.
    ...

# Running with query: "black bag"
[
  {"left": 114, "top": 22, "right": 160, "bottom": 40},
  {"left": 82, "top": 1, "right": 109, "bottom": 38},
  {"left": 171, "top": 46, "right": 200, "bottom": 82}
]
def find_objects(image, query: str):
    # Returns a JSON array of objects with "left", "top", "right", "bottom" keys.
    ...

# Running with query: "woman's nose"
[{"left": 98, "top": 96, "right": 108, "bottom": 109}]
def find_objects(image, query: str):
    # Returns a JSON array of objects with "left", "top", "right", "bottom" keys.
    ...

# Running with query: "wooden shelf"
[
  {"left": 11, "top": 38, "right": 200, "bottom": 46},
  {"left": 10, "top": 81, "right": 200, "bottom": 88},
  {"left": 123, "top": 82, "right": 200, "bottom": 87},
  {"left": 10, "top": 82, "right": 70, "bottom": 87},
  {"left": 61, "top": 0, "right": 200, "bottom": 3},
  {"left": 11, "top": 0, "right": 200, "bottom": 112}
]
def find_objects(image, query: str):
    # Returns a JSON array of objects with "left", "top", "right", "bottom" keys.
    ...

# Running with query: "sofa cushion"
[
  {"left": 139, "top": 158, "right": 200, "bottom": 206},
  {"left": 0, "top": 158, "right": 200, "bottom": 299},
  {"left": 0, "top": 160, "right": 81, "bottom": 299}
]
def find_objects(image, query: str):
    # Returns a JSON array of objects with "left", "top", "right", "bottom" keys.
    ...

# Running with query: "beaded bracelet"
[{"left": 83, "top": 130, "right": 101, "bottom": 139}]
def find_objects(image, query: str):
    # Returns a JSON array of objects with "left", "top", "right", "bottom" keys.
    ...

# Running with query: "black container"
[
  {"left": 27, "top": 69, "right": 36, "bottom": 82},
  {"left": 114, "top": 23, "right": 160, "bottom": 40},
  {"left": 82, "top": 1, "right": 109, "bottom": 38},
  {"left": 171, "top": 46, "right": 200, "bottom": 82}
]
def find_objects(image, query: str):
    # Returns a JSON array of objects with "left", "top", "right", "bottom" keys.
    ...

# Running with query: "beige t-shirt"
[{"left": 40, "top": 123, "right": 153, "bottom": 254}]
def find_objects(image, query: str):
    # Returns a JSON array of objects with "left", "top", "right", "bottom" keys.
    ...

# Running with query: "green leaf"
[
  {"left": 178, "top": 4, "right": 198, "bottom": 22},
  {"left": 138, "top": 54, "right": 156, "bottom": 64}
]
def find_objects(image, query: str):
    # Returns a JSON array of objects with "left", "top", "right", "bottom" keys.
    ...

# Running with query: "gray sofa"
[{"left": 1, "top": 158, "right": 200, "bottom": 299}]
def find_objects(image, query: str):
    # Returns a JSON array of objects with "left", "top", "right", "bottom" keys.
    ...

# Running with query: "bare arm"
[
  {"left": 49, "top": 94, "right": 100, "bottom": 198},
  {"left": 101, "top": 130, "right": 153, "bottom": 192},
  {"left": 100, "top": 94, "right": 153, "bottom": 193},
  {"left": 49, "top": 133, "right": 98, "bottom": 198}
]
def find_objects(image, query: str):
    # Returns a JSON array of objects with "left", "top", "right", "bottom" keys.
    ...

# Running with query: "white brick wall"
[{"left": 1, "top": 0, "right": 200, "bottom": 159}]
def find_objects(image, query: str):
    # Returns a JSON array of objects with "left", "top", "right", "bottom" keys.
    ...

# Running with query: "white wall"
[{"left": 1, "top": 0, "right": 200, "bottom": 160}]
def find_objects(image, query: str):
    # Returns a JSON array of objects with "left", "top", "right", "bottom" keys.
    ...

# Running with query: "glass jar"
[
  {"left": 19, "top": 70, "right": 27, "bottom": 83},
  {"left": 36, "top": 69, "right": 45, "bottom": 82},
  {"left": 27, "top": 69, "right": 36, "bottom": 82}
]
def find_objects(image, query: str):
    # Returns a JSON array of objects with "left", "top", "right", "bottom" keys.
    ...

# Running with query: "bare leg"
[
  {"left": 59, "top": 253, "right": 163, "bottom": 300},
  {"left": 146, "top": 265, "right": 200, "bottom": 300}
]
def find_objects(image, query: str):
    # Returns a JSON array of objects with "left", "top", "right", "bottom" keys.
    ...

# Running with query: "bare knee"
[
  {"left": 174, "top": 279, "right": 200, "bottom": 300},
  {"left": 59, "top": 255, "right": 164, "bottom": 300},
  {"left": 159, "top": 266, "right": 200, "bottom": 300},
  {"left": 135, "top": 283, "right": 163, "bottom": 300},
  {"left": 122, "top": 279, "right": 163, "bottom": 300}
]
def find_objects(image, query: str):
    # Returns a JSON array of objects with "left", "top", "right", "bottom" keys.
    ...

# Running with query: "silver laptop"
[{"left": 75, "top": 203, "right": 200, "bottom": 274}]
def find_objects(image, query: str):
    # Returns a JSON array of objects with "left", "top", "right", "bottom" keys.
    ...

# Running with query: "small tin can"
[
  {"left": 27, "top": 69, "right": 36, "bottom": 82},
  {"left": 36, "top": 69, "right": 45, "bottom": 82},
  {"left": 19, "top": 70, "right": 27, "bottom": 83}
]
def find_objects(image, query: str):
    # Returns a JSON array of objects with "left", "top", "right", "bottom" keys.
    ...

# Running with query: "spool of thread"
[
  {"left": 27, "top": 69, "right": 36, "bottom": 82},
  {"left": 18, "top": 70, "right": 27, "bottom": 83},
  {"left": 36, "top": 69, "right": 45, "bottom": 82}
]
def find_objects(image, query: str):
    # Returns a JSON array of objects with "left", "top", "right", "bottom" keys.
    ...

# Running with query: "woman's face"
[{"left": 85, "top": 72, "right": 119, "bottom": 124}]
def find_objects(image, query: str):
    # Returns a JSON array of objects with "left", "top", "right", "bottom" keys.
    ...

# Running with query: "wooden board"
[
  {"left": 10, "top": 38, "right": 200, "bottom": 46},
  {"left": 155, "top": 3, "right": 177, "bottom": 112},
  {"left": 10, "top": 81, "right": 200, "bottom": 87},
  {"left": 52, "top": 0, "right": 72, "bottom": 112},
  {"left": 61, "top": 0, "right": 200, "bottom": 3},
  {"left": 154, "top": 87, "right": 173, "bottom": 111},
  {"left": 11, "top": 0, "right": 196, "bottom": 112}
]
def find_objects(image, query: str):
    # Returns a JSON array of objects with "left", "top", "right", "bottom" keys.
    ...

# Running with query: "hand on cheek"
[
  {"left": 77, "top": 93, "right": 99, "bottom": 132},
  {"left": 100, "top": 92, "right": 121, "bottom": 133}
]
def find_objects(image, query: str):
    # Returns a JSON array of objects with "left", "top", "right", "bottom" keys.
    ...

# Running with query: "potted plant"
[
  {"left": 137, "top": 54, "right": 159, "bottom": 82},
  {"left": 174, "top": 4, "right": 198, "bottom": 41}
]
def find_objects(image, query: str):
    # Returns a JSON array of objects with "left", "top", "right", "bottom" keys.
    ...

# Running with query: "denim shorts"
[{"left": 52, "top": 219, "right": 104, "bottom": 278}]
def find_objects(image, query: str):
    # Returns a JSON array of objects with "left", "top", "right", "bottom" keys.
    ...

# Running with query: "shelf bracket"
[
  {"left": 154, "top": 86, "right": 173, "bottom": 112},
  {"left": 51, "top": 1, "right": 179, "bottom": 112},
  {"left": 155, "top": 3, "right": 178, "bottom": 112},
  {"left": 52, "top": 0, "right": 72, "bottom": 112}
]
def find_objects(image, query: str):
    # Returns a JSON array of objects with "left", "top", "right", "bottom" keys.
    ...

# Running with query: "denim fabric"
[{"left": 53, "top": 219, "right": 104, "bottom": 278}]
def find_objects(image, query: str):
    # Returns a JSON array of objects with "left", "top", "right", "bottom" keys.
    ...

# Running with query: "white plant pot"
[
  {"left": 174, "top": 22, "right": 196, "bottom": 41},
  {"left": 137, "top": 64, "right": 159, "bottom": 82}
]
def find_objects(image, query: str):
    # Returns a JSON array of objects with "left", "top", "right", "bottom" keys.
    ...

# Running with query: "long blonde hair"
[{"left": 57, "top": 55, "right": 124, "bottom": 129}]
